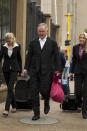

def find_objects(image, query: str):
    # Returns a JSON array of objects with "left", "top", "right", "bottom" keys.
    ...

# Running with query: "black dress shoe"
[
  {"left": 32, "top": 115, "right": 40, "bottom": 120},
  {"left": 83, "top": 115, "right": 87, "bottom": 119},
  {"left": 44, "top": 106, "right": 50, "bottom": 114},
  {"left": 83, "top": 114, "right": 87, "bottom": 119},
  {"left": 77, "top": 108, "right": 81, "bottom": 113}
]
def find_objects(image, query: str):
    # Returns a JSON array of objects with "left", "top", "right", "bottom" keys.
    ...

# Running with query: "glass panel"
[{"left": 2, "top": 0, "right": 10, "bottom": 43}]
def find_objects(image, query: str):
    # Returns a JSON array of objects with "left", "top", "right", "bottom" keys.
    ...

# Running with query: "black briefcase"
[{"left": 15, "top": 75, "right": 32, "bottom": 109}]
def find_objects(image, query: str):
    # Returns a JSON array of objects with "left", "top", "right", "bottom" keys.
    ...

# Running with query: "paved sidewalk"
[
  {"left": 0, "top": 81, "right": 87, "bottom": 131},
  {"left": 0, "top": 99, "right": 87, "bottom": 131}
]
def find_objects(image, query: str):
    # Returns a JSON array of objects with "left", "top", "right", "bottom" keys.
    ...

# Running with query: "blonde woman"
[
  {"left": 71, "top": 33, "right": 87, "bottom": 119},
  {"left": 0, "top": 32, "right": 22, "bottom": 116}
]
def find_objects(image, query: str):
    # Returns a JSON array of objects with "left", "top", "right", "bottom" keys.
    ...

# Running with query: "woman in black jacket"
[
  {"left": 70, "top": 33, "right": 87, "bottom": 119},
  {"left": 0, "top": 32, "right": 22, "bottom": 116}
]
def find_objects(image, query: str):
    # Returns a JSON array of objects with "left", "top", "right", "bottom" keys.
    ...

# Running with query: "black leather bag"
[{"left": 15, "top": 75, "right": 32, "bottom": 109}]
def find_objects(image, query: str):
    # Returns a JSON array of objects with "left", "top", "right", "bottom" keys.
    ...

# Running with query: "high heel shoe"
[
  {"left": 3, "top": 110, "right": 9, "bottom": 117},
  {"left": 11, "top": 108, "right": 16, "bottom": 113}
]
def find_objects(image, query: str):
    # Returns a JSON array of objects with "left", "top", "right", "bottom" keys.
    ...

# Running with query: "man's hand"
[
  {"left": 55, "top": 71, "right": 61, "bottom": 76},
  {"left": 21, "top": 69, "right": 28, "bottom": 76}
]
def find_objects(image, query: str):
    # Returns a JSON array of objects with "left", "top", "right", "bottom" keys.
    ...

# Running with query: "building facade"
[
  {"left": 0, "top": 0, "right": 58, "bottom": 81},
  {"left": 0, "top": 0, "right": 87, "bottom": 81}
]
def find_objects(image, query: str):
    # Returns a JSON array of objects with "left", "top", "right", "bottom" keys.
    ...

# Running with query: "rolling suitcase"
[
  {"left": 15, "top": 75, "right": 32, "bottom": 109},
  {"left": 60, "top": 77, "right": 77, "bottom": 110},
  {"left": 61, "top": 93, "right": 77, "bottom": 110}
]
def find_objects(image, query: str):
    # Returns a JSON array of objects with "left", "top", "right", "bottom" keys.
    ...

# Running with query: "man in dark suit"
[
  {"left": 24, "top": 23, "right": 61, "bottom": 120},
  {"left": 70, "top": 33, "right": 87, "bottom": 119}
]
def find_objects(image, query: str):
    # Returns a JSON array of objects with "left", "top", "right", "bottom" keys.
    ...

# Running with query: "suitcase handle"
[{"left": 21, "top": 74, "right": 30, "bottom": 81}]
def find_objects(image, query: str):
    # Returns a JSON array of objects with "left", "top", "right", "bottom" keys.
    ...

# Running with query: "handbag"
[{"left": 50, "top": 73, "right": 64, "bottom": 103}]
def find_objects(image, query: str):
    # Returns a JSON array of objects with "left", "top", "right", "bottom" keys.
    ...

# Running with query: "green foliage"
[
  {"left": 84, "top": 29, "right": 87, "bottom": 33},
  {"left": 0, "top": 0, "right": 10, "bottom": 9}
]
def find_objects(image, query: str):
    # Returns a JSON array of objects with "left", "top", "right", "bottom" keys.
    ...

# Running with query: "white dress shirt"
[
  {"left": 8, "top": 48, "right": 13, "bottom": 58},
  {"left": 39, "top": 36, "right": 47, "bottom": 49},
  {"left": 4, "top": 43, "right": 19, "bottom": 58}
]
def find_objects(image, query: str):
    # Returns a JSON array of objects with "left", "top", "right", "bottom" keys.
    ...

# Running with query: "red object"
[{"left": 50, "top": 73, "right": 64, "bottom": 103}]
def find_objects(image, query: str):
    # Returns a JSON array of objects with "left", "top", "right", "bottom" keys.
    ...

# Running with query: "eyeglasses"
[{"left": 79, "top": 37, "right": 86, "bottom": 39}]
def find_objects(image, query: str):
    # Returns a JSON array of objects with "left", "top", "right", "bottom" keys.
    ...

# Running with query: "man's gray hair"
[{"left": 38, "top": 23, "right": 48, "bottom": 31}]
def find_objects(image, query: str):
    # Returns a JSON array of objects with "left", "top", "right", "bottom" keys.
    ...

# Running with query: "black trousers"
[
  {"left": 3, "top": 71, "right": 17, "bottom": 111},
  {"left": 74, "top": 73, "right": 87, "bottom": 113},
  {"left": 30, "top": 73, "right": 52, "bottom": 115}
]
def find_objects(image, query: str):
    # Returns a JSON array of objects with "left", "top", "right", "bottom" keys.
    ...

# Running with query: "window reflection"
[{"left": 0, "top": 0, "right": 10, "bottom": 44}]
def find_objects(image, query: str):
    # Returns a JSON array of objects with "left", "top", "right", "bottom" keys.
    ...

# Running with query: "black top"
[
  {"left": 0, "top": 43, "right": 22, "bottom": 73},
  {"left": 71, "top": 44, "right": 87, "bottom": 74},
  {"left": 24, "top": 37, "right": 61, "bottom": 75}
]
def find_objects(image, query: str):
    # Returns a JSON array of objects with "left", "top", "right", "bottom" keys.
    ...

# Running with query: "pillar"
[
  {"left": 16, "top": 0, "right": 27, "bottom": 70},
  {"left": 44, "top": 14, "right": 51, "bottom": 36}
]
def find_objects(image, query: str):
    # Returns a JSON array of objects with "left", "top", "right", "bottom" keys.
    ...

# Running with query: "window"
[{"left": 0, "top": 0, "right": 11, "bottom": 44}]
